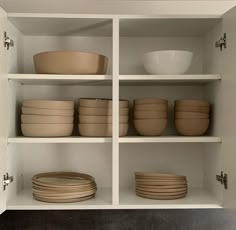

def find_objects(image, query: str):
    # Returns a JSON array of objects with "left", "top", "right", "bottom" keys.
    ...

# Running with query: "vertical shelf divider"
[{"left": 112, "top": 17, "right": 120, "bottom": 205}]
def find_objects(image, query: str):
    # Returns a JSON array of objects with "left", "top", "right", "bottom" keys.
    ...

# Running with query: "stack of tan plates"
[
  {"left": 32, "top": 172, "right": 97, "bottom": 203},
  {"left": 21, "top": 100, "right": 74, "bottom": 137},
  {"left": 133, "top": 99, "right": 168, "bottom": 136},
  {"left": 78, "top": 98, "right": 129, "bottom": 137},
  {"left": 175, "top": 100, "right": 210, "bottom": 136},
  {"left": 135, "top": 172, "right": 188, "bottom": 200}
]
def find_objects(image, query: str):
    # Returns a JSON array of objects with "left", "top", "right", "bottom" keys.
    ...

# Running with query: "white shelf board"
[
  {"left": 119, "top": 188, "right": 222, "bottom": 209},
  {"left": 119, "top": 74, "right": 222, "bottom": 85},
  {"left": 8, "top": 137, "right": 112, "bottom": 144},
  {"left": 8, "top": 74, "right": 112, "bottom": 85},
  {"left": 7, "top": 188, "right": 112, "bottom": 210},
  {"left": 119, "top": 136, "right": 222, "bottom": 143}
]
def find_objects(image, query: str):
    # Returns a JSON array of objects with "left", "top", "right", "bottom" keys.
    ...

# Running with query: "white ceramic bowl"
[{"left": 143, "top": 50, "right": 193, "bottom": 74}]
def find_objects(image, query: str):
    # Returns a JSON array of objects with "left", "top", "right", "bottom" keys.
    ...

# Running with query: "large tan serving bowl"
[
  {"left": 21, "top": 124, "right": 73, "bottom": 137},
  {"left": 134, "top": 111, "right": 167, "bottom": 119},
  {"left": 23, "top": 100, "right": 74, "bottom": 110},
  {"left": 21, "top": 115, "right": 74, "bottom": 124},
  {"left": 79, "top": 98, "right": 129, "bottom": 108},
  {"left": 175, "top": 119, "right": 209, "bottom": 136},
  {"left": 135, "top": 103, "right": 168, "bottom": 112},
  {"left": 175, "top": 112, "right": 209, "bottom": 119},
  {"left": 22, "top": 107, "right": 74, "bottom": 116},
  {"left": 134, "top": 98, "right": 168, "bottom": 105},
  {"left": 79, "top": 107, "right": 129, "bottom": 116},
  {"left": 175, "top": 100, "right": 209, "bottom": 107},
  {"left": 175, "top": 105, "right": 210, "bottom": 114},
  {"left": 134, "top": 119, "right": 167, "bottom": 136},
  {"left": 33, "top": 51, "right": 108, "bottom": 74},
  {"left": 79, "top": 115, "right": 128, "bottom": 124}
]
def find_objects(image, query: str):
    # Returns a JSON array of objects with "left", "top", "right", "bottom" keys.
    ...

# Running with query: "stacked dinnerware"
[
  {"left": 133, "top": 98, "right": 168, "bottom": 136},
  {"left": 21, "top": 100, "right": 74, "bottom": 137},
  {"left": 78, "top": 98, "right": 129, "bottom": 137},
  {"left": 174, "top": 100, "right": 210, "bottom": 136},
  {"left": 135, "top": 172, "right": 188, "bottom": 200},
  {"left": 32, "top": 172, "right": 97, "bottom": 203}
]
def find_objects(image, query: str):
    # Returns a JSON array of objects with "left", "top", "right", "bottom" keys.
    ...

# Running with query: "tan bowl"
[
  {"left": 22, "top": 107, "right": 74, "bottom": 116},
  {"left": 134, "top": 111, "right": 167, "bottom": 119},
  {"left": 134, "top": 119, "right": 167, "bottom": 136},
  {"left": 175, "top": 105, "right": 210, "bottom": 114},
  {"left": 175, "top": 112, "right": 209, "bottom": 119},
  {"left": 135, "top": 103, "right": 168, "bottom": 112},
  {"left": 79, "top": 124, "right": 128, "bottom": 137},
  {"left": 33, "top": 51, "right": 108, "bottom": 74},
  {"left": 23, "top": 100, "right": 74, "bottom": 110},
  {"left": 79, "top": 115, "right": 128, "bottom": 124},
  {"left": 175, "top": 100, "right": 209, "bottom": 107},
  {"left": 134, "top": 98, "right": 168, "bottom": 105},
  {"left": 79, "top": 107, "right": 129, "bottom": 116},
  {"left": 175, "top": 119, "right": 209, "bottom": 136},
  {"left": 79, "top": 98, "right": 129, "bottom": 108},
  {"left": 21, "top": 124, "right": 73, "bottom": 137},
  {"left": 21, "top": 115, "right": 74, "bottom": 124}
]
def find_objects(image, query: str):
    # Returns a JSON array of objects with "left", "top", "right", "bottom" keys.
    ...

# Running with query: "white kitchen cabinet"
[{"left": 0, "top": 5, "right": 236, "bottom": 213}]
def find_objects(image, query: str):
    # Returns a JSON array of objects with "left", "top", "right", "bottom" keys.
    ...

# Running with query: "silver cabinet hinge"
[
  {"left": 215, "top": 33, "right": 226, "bottom": 51},
  {"left": 4, "top": 32, "right": 14, "bottom": 50},
  {"left": 3, "top": 173, "right": 13, "bottom": 191},
  {"left": 216, "top": 171, "right": 228, "bottom": 190}
]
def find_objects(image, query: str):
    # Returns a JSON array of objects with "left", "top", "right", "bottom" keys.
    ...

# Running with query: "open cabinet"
[{"left": 0, "top": 5, "right": 236, "bottom": 213}]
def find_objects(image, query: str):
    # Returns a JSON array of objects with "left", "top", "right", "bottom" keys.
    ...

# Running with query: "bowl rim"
[{"left": 144, "top": 50, "right": 193, "bottom": 56}]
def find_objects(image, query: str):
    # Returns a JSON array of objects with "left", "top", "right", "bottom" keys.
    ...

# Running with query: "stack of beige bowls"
[
  {"left": 133, "top": 98, "right": 168, "bottom": 136},
  {"left": 78, "top": 98, "right": 129, "bottom": 137},
  {"left": 21, "top": 100, "right": 74, "bottom": 137},
  {"left": 135, "top": 172, "right": 188, "bottom": 200},
  {"left": 32, "top": 172, "right": 97, "bottom": 203},
  {"left": 175, "top": 100, "right": 210, "bottom": 136}
]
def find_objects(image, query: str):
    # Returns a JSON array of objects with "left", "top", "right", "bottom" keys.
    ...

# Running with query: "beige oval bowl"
[
  {"left": 175, "top": 119, "right": 209, "bottom": 136},
  {"left": 79, "top": 124, "right": 128, "bottom": 137},
  {"left": 175, "top": 105, "right": 210, "bottom": 114},
  {"left": 79, "top": 115, "right": 128, "bottom": 124},
  {"left": 134, "top": 111, "right": 167, "bottom": 119},
  {"left": 134, "top": 119, "right": 167, "bottom": 136},
  {"left": 79, "top": 98, "right": 129, "bottom": 108},
  {"left": 21, "top": 124, "right": 73, "bottom": 137},
  {"left": 134, "top": 98, "right": 168, "bottom": 105},
  {"left": 21, "top": 115, "right": 74, "bottom": 124},
  {"left": 175, "top": 100, "right": 209, "bottom": 107},
  {"left": 34, "top": 51, "right": 108, "bottom": 74},
  {"left": 135, "top": 103, "right": 168, "bottom": 112},
  {"left": 22, "top": 107, "right": 74, "bottom": 116},
  {"left": 23, "top": 100, "right": 74, "bottom": 110},
  {"left": 175, "top": 111, "right": 209, "bottom": 119},
  {"left": 79, "top": 107, "right": 129, "bottom": 116}
]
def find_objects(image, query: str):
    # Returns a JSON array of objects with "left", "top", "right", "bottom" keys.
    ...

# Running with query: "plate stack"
[
  {"left": 32, "top": 172, "right": 97, "bottom": 203},
  {"left": 78, "top": 98, "right": 129, "bottom": 137},
  {"left": 133, "top": 99, "right": 168, "bottom": 136},
  {"left": 175, "top": 100, "right": 210, "bottom": 136},
  {"left": 21, "top": 100, "right": 74, "bottom": 137},
  {"left": 135, "top": 172, "right": 188, "bottom": 200}
]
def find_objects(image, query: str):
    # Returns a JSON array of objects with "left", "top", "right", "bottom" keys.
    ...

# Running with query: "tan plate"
[
  {"left": 136, "top": 184, "right": 187, "bottom": 189},
  {"left": 79, "top": 115, "right": 128, "bottom": 124},
  {"left": 175, "top": 105, "right": 210, "bottom": 114},
  {"left": 23, "top": 100, "right": 74, "bottom": 110},
  {"left": 175, "top": 112, "right": 209, "bottom": 119},
  {"left": 136, "top": 187, "right": 187, "bottom": 194},
  {"left": 79, "top": 98, "right": 129, "bottom": 108},
  {"left": 134, "top": 111, "right": 167, "bottom": 119},
  {"left": 135, "top": 103, "right": 168, "bottom": 111},
  {"left": 175, "top": 100, "right": 209, "bottom": 107},
  {"left": 135, "top": 175, "right": 186, "bottom": 180},
  {"left": 22, "top": 107, "right": 74, "bottom": 117},
  {"left": 136, "top": 181, "right": 187, "bottom": 186},
  {"left": 135, "top": 172, "right": 186, "bottom": 178},
  {"left": 134, "top": 98, "right": 168, "bottom": 105},
  {"left": 32, "top": 184, "right": 96, "bottom": 192},
  {"left": 136, "top": 191, "right": 187, "bottom": 200},
  {"left": 79, "top": 107, "right": 129, "bottom": 116},
  {"left": 21, "top": 115, "right": 74, "bottom": 124},
  {"left": 136, "top": 189, "right": 187, "bottom": 196}
]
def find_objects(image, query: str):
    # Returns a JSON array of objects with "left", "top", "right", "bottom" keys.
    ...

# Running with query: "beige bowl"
[
  {"left": 134, "top": 119, "right": 167, "bottom": 136},
  {"left": 175, "top": 119, "right": 209, "bottom": 136},
  {"left": 175, "top": 112, "right": 209, "bottom": 119},
  {"left": 22, "top": 107, "right": 74, "bottom": 116},
  {"left": 135, "top": 103, "right": 168, "bottom": 112},
  {"left": 79, "top": 124, "right": 128, "bottom": 137},
  {"left": 33, "top": 51, "right": 108, "bottom": 74},
  {"left": 79, "top": 98, "right": 129, "bottom": 108},
  {"left": 175, "top": 105, "right": 210, "bottom": 114},
  {"left": 79, "top": 107, "right": 129, "bottom": 116},
  {"left": 21, "top": 124, "right": 73, "bottom": 137},
  {"left": 134, "top": 98, "right": 168, "bottom": 105},
  {"left": 134, "top": 111, "right": 167, "bottom": 119},
  {"left": 23, "top": 100, "right": 74, "bottom": 110},
  {"left": 175, "top": 100, "right": 209, "bottom": 107},
  {"left": 79, "top": 115, "right": 128, "bottom": 124},
  {"left": 21, "top": 115, "right": 74, "bottom": 124}
]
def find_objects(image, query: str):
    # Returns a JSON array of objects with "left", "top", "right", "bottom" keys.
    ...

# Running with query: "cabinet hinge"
[
  {"left": 215, "top": 33, "right": 226, "bottom": 51},
  {"left": 3, "top": 173, "right": 13, "bottom": 191},
  {"left": 4, "top": 32, "right": 14, "bottom": 50},
  {"left": 216, "top": 171, "right": 228, "bottom": 190}
]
